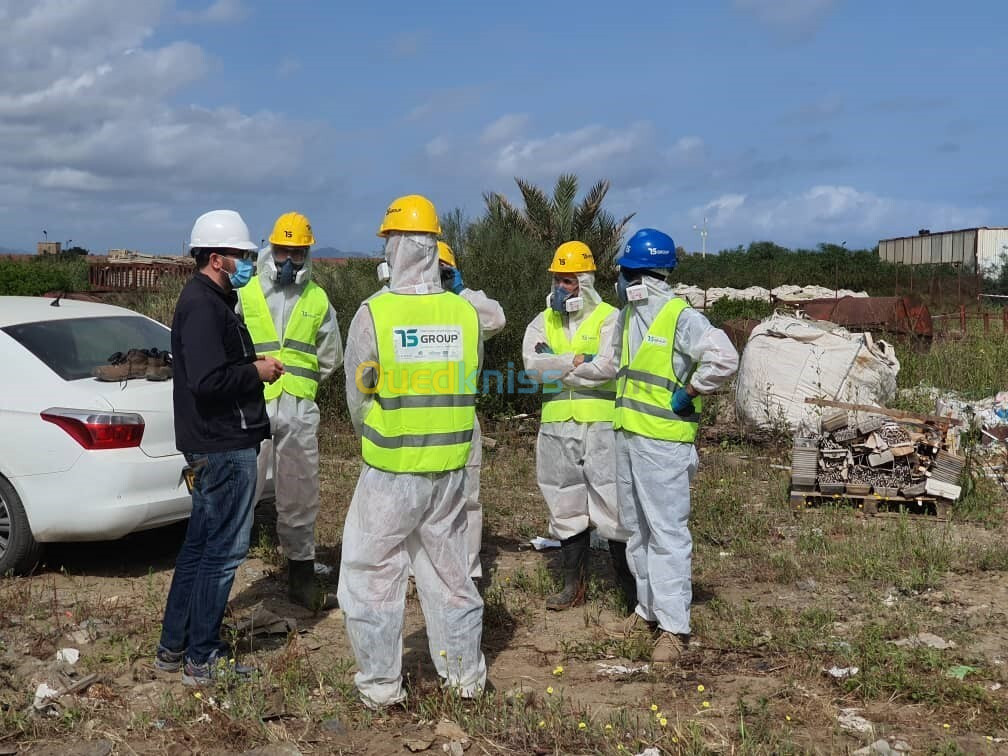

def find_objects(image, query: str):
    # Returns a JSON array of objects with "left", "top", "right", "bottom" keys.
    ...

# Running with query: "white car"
[{"left": 0, "top": 296, "right": 192, "bottom": 574}]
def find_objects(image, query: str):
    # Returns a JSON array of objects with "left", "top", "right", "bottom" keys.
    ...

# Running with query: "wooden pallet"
[{"left": 789, "top": 489, "right": 952, "bottom": 519}]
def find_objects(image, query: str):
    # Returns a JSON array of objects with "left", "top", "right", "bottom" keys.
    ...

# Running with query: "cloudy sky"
[{"left": 1, "top": 0, "right": 1003, "bottom": 255}]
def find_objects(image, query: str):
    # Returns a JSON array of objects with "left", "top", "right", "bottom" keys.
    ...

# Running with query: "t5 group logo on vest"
[{"left": 392, "top": 326, "right": 464, "bottom": 362}]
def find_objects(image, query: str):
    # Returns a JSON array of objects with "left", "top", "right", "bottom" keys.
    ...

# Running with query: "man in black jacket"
[{"left": 155, "top": 210, "right": 284, "bottom": 686}]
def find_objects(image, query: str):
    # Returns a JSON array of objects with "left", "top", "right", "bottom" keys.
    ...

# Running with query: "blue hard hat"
[{"left": 617, "top": 228, "right": 677, "bottom": 270}]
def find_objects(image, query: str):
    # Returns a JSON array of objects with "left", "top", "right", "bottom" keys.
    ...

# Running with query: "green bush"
[
  {"left": 0, "top": 257, "right": 89, "bottom": 296},
  {"left": 674, "top": 241, "right": 970, "bottom": 298},
  {"left": 704, "top": 297, "right": 774, "bottom": 328}
]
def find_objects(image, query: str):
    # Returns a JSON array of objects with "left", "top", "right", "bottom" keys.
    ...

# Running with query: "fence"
[
  {"left": 88, "top": 261, "right": 191, "bottom": 292},
  {"left": 932, "top": 305, "right": 1008, "bottom": 337}
]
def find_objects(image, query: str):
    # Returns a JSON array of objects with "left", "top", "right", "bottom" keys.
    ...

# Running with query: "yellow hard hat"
[
  {"left": 269, "top": 212, "right": 315, "bottom": 247},
  {"left": 437, "top": 241, "right": 457, "bottom": 268},
  {"left": 377, "top": 194, "right": 441, "bottom": 237},
  {"left": 549, "top": 240, "right": 596, "bottom": 273}
]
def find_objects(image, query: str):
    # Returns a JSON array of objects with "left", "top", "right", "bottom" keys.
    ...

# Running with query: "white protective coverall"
[
  {"left": 521, "top": 272, "right": 628, "bottom": 542},
  {"left": 338, "top": 234, "right": 487, "bottom": 708},
  {"left": 372, "top": 270, "right": 506, "bottom": 578},
  {"left": 458, "top": 288, "right": 505, "bottom": 578},
  {"left": 240, "top": 245, "right": 343, "bottom": 561},
  {"left": 614, "top": 274, "right": 738, "bottom": 635}
]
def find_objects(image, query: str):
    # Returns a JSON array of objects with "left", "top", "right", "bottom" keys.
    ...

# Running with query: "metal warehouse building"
[{"left": 878, "top": 227, "right": 1008, "bottom": 277}]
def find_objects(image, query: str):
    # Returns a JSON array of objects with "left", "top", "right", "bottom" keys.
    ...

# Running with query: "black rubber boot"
[
  {"left": 608, "top": 540, "right": 638, "bottom": 614},
  {"left": 545, "top": 530, "right": 590, "bottom": 611},
  {"left": 288, "top": 559, "right": 338, "bottom": 612}
]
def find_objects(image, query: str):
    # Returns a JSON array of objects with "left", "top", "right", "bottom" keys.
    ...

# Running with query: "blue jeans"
[{"left": 159, "top": 447, "right": 257, "bottom": 664}]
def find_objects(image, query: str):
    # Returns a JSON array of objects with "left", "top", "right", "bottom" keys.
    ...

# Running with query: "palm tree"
[{"left": 483, "top": 174, "right": 634, "bottom": 269}]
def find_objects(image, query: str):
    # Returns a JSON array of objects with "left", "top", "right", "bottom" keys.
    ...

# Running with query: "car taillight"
[{"left": 41, "top": 408, "right": 145, "bottom": 450}]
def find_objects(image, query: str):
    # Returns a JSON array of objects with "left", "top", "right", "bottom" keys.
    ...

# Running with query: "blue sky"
[{"left": 0, "top": 0, "right": 1004, "bottom": 255}]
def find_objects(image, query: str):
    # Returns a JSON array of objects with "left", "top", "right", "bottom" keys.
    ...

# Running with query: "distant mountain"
[{"left": 312, "top": 246, "right": 380, "bottom": 259}]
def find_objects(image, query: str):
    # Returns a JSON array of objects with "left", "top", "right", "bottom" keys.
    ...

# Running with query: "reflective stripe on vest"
[
  {"left": 362, "top": 291, "right": 479, "bottom": 473},
  {"left": 613, "top": 298, "right": 701, "bottom": 442},
  {"left": 540, "top": 303, "right": 617, "bottom": 423},
  {"left": 238, "top": 277, "right": 330, "bottom": 401}
]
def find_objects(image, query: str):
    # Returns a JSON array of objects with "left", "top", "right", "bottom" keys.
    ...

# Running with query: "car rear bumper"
[{"left": 12, "top": 450, "right": 193, "bottom": 543}]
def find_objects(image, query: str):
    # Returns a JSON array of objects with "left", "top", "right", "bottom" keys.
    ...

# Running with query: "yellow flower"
[
  {"left": 538, "top": 720, "right": 546, "bottom": 728},
  {"left": 702, "top": 701, "right": 711, "bottom": 708},
  {"left": 785, "top": 715, "right": 791, "bottom": 721},
  {"left": 439, "top": 650, "right": 446, "bottom": 657},
  {"left": 654, "top": 711, "right": 663, "bottom": 720},
  {"left": 578, "top": 722, "right": 587, "bottom": 730},
  {"left": 193, "top": 692, "right": 203, "bottom": 700},
  {"left": 546, "top": 686, "right": 554, "bottom": 695},
  {"left": 660, "top": 717, "right": 668, "bottom": 727},
  {"left": 943, "top": 723, "right": 950, "bottom": 729},
  {"left": 552, "top": 665, "right": 564, "bottom": 676},
  {"left": 697, "top": 684, "right": 705, "bottom": 693},
  {"left": 650, "top": 703, "right": 658, "bottom": 712},
  {"left": 604, "top": 724, "right": 613, "bottom": 731}
]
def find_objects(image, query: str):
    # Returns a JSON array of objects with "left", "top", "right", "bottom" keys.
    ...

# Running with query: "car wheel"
[{"left": 0, "top": 475, "right": 41, "bottom": 576}]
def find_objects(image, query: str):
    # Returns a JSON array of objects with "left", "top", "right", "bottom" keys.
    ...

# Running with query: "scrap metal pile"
[{"left": 791, "top": 410, "right": 965, "bottom": 507}]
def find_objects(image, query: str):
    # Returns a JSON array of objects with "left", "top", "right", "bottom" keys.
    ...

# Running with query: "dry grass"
[{"left": 1, "top": 430, "right": 1005, "bottom": 754}]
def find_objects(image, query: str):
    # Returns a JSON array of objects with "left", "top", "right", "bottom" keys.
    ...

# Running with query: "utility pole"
[{"left": 693, "top": 217, "right": 708, "bottom": 259}]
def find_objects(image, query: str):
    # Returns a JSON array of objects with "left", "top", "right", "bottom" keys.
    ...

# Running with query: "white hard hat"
[{"left": 189, "top": 209, "right": 258, "bottom": 251}]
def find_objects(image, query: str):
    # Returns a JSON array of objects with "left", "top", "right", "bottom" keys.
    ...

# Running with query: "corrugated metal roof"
[{"left": 879, "top": 226, "right": 1008, "bottom": 243}]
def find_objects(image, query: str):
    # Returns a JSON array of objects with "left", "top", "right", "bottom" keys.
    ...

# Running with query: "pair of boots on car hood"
[{"left": 93, "top": 348, "right": 173, "bottom": 382}]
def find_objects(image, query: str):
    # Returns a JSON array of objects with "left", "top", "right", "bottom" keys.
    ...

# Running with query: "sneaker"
[
  {"left": 154, "top": 646, "right": 184, "bottom": 672},
  {"left": 182, "top": 652, "right": 258, "bottom": 687},
  {"left": 602, "top": 613, "right": 658, "bottom": 640},
  {"left": 652, "top": 631, "right": 687, "bottom": 664}
]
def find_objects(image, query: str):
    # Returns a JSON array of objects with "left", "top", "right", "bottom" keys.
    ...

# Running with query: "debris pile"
[
  {"left": 671, "top": 283, "right": 869, "bottom": 308},
  {"left": 791, "top": 411, "right": 964, "bottom": 506}
]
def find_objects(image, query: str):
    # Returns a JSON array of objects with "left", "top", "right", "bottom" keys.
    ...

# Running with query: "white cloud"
[
  {"left": 690, "top": 185, "right": 988, "bottom": 248},
  {"left": 404, "top": 87, "right": 481, "bottom": 122},
  {"left": 0, "top": 3, "right": 310, "bottom": 189},
  {"left": 418, "top": 117, "right": 671, "bottom": 190},
  {"left": 480, "top": 114, "right": 529, "bottom": 144},
  {"left": 176, "top": 0, "right": 246, "bottom": 24},
  {"left": 0, "top": 0, "right": 320, "bottom": 250},
  {"left": 425, "top": 135, "right": 452, "bottom": 158},
  {"left": 733, "top": 0, "right": 838, "bottom": 39},
  {"left": 492, "top": 122, "right": 656, "bottom": 178}
]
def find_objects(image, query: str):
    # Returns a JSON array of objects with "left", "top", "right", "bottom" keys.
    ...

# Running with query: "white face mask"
[
  {"left": 615, "top": 276, "right": 648, "bottom": 305},
  {"left": 376, "top": 261, "right": 390, "bottom": 283}
]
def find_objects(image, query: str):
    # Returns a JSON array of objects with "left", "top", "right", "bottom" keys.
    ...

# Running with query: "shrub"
[{"left": 0, "top": 257, "right": 89, "bottom": 296}]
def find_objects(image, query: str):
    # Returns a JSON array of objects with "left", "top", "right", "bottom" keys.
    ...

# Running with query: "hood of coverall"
[
  {"left": 257, "top": 243, "right": 313, "bottom": 290},
  {"left": 385, "top": 232, "right": 440, "bottom": 294}
]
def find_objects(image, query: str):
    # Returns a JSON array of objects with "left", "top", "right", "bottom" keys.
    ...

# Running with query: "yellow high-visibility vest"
[
  {"left": 362, "top": 291, "right": 479, "bottom": 473},
  {"left": 239, "top": 277, "right": 330, "bottom": 401},
  {"left": 613, "top": 298, "right": 701, "bottom": 442},
  {"left": 541, "top": 303, "right": 617, "bottom": 423}
]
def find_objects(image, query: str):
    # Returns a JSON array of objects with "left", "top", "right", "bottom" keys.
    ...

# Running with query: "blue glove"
[
  {"left": 671, "top": 387, "right": 695, "bottom": 416},
  {"left": 535, "top": 342, "right": 554, "bottom": 354},
  {"left": 450, "top": 267, "right": 464, "bottom": 294},
  {"left": 582, "top": 354, "right": 595, "bottom": 363}
]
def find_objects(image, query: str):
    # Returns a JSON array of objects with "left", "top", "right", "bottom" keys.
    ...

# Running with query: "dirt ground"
[{"left": 1, "top": 423, "right": 1006, "bottom": 755}]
